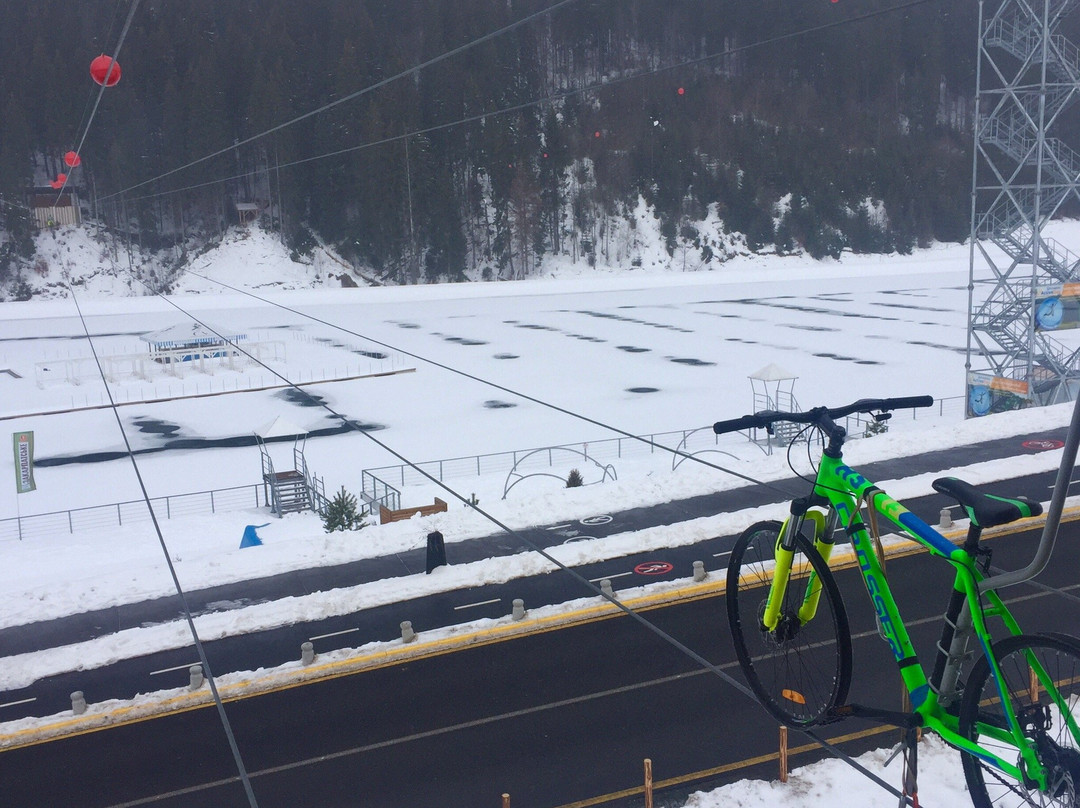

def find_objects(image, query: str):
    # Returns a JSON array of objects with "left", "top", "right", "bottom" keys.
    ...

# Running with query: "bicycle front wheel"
[
  {"left": 726, "top": 519, "right": 852, "bottom": 727},
  {"left": 959, "top": 633, "right": 1080, "bottom": 808}
]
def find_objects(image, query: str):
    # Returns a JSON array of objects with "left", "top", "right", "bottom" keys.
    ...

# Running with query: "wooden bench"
[{"left": 379, "top": 497, "right": 448, "bottom": 524}]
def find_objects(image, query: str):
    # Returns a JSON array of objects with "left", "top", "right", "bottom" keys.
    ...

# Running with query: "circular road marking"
[
  {"left": 562, "top": 535, "right": 597, "bottom": 545},
  {"left": 1022, "top": 439, "right": 1065, "bottom": 451},
  {"left": 634, "top": 561, "right": 674, "bottom": 576},
  {"left": 580, "top": 515, "right": 613, "bottom": 526}
]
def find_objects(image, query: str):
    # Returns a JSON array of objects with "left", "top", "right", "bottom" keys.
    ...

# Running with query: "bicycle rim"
[
  {"left": 726, "top": 519, "right": 852, "bottom": 727},
  {"left": 959, "top": 633, "right": 1080, "bottom": 808}
]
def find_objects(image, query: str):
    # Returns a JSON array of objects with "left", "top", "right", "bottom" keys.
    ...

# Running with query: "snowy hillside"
[
  {"left": 12, "top": 224, "right": 369, "bottom": 300},
  {"left": 15, "top": 195, "right": 798, "bottom": 301}
]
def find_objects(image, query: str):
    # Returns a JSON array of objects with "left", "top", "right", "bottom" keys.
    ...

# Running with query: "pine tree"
[
  {"left": 566, "top": 469, "right": 584, "bottom": 488},
  {"left": 322, "top": 486, "right": 367, "bottom": 533}
]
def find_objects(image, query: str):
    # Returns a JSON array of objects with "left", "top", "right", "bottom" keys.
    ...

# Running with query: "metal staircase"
[
  {"left": 968, "top": 0, "right": 1080, "bottom": 408},
  {"left": 258, "top": 435, "right": 329, "bottom": 517}
]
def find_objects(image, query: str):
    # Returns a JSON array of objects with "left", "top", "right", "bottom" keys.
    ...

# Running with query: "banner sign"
[
  {"left": 967, "top": 373, "right": 1030, "bottom": 417},
  {"left": 1034, "top": 284, "right": 1080, "bottom": 332},
  {"left": 13, "top": 431, "right": 35, "bottom": 494}
]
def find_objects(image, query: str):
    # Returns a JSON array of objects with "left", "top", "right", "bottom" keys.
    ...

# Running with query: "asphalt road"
[
  {"left": 0, "top": 465, "right": 1066, "bottom": 724},
  {"left": 3, "top": 517, "right": 1080, "bottom": 808},
  {"left": 1, "top": 424, "right": 1067, "bottom": 660}
]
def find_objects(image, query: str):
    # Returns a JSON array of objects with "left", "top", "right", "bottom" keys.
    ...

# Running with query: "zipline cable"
[
  {"left": 53, "top": 0, "right": 142, "bottom": 207},
  {"left": 180, "top": 266, "right": 803, "bottom": 499},
  {"left": 98, "top": 0, "right": 586, "bottom": 202},
  {"left": 103, "top": 0, "right": 937, "bottom": 204},
  {"left": 56, "top": 0, "right": 940, "bottom": 798},
  {"left": 67, "top": 0, "right": 128, "bottom": 163},
  {"left": 65, "top": 284, "right": 261, "bottom": 808},
  {"left": 121, "top": 272, "right": 916, "bottom": 805}
]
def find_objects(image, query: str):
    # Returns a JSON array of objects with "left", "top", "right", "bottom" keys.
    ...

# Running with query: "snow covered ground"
[
  {"left": 684, "top": 734, "right": 969, "bottom": 808},
  {"left": 3, "top": 221, "right": 1080, "bottom": 806}
]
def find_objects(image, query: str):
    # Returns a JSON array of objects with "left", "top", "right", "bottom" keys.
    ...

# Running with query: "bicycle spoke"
[
  {"left": 727, "top": 520, "right": 851, "bottom": 727},
  {"left": 960, "top": 635, "right": 1080, "bottom": 808}
]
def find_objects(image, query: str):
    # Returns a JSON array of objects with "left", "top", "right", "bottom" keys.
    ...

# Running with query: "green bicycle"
[{"left": 713, "top": 396, "right": 1080, "bottom": 808}]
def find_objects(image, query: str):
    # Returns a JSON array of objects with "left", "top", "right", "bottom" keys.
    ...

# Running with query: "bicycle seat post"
[{"left": 962, "top": 522, "right": 984, "bottom": 553}]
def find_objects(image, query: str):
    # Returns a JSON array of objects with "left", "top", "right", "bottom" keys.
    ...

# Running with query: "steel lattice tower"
[{"left": 966, "top": 0, "right": 1080, "bottom": 416}]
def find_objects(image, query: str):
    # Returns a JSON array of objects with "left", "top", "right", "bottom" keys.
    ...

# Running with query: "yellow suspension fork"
[
  {"left": 761, "top": 500, "right": 837, "bottom": 631},
  {"left": 798, "top": 508, "right": 837, "bottom": 623}
]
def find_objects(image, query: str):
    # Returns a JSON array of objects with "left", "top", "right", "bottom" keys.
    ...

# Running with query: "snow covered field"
[
  {"left": 3, "top": 222, "right": 1080, "bottom": 806},
  {"left": 3, "top": 222, "right": 1078, "bottom": 669},
  {"left": 1, "top": 224, "right": 1016, "bottom": 621},
  {"left": 4, "top": 224, "right": 989, "bottom": 518}
]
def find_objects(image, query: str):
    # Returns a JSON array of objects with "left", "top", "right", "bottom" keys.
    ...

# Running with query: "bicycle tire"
[
  {"left": 726, "top": 519, "right": 852, "bottom": 727},
  {"left": 958, "top": 632, "right": 1080, "bottom": 808}
]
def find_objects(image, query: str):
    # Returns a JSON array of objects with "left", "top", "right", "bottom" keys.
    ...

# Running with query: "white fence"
[{"left": 361, "top": 396, "right": 967, "bottom": 501}]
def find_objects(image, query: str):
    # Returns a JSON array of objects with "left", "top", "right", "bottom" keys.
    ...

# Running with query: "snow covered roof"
[
  {"left": 142, "top": 322, "right": 246, "bottom": 348},
  {"left": 749, "top": 363, "right": 796, "bottom": 381}
]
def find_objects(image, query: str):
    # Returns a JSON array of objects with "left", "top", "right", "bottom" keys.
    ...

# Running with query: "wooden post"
[
  {"left": 644, "top": 758, "right": 654, "bottom": 808},
  {"left": 501, "top": 794, "right": 510, "bottom": 808},
  {"left": 779, "top": 726, "right": 789, "bottom": 783},
  {"left": 1030, "top": 664, "right": 1040, "bottom": 703}
]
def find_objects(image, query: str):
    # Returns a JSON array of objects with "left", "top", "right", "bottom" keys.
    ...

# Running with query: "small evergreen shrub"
[
  {"left": 566, "top": 469, "right": 584, "bottom": 488},
  {"left": 322, "top": 486, "right": 367, "bottom": 532},
  {"left": 863, "top": 418, "right": 890, "bottom": 438}
]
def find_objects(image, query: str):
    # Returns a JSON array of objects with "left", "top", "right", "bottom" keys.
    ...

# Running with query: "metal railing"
[
  {"left": 361, "top": 398, "right": 965, "bottom": 500},
  {"left": 4, "top": 400, "right": 965, "bottom": 542},
  {"left": 1, "top": 484, "right": 267, "bottom": 542},
  {"left": 360, "top": 471, "right": 401, "bottom": 512}
]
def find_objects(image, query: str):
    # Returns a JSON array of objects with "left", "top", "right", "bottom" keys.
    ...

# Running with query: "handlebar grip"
[
  {"left": 882, "top": 395, "right": 934, "bottom": 411},
  {"left": 713, "top": 414, "right": 766, "bottom": 434}
]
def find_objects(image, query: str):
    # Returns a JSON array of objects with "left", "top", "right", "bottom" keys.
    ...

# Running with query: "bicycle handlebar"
[{"left": 712, "top": 395, "right": 934, "bottom": 435}]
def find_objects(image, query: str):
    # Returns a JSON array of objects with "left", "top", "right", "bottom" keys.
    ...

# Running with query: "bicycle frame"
[{"left": 765, "top": 449, "right": 1078, "bottom": 789}]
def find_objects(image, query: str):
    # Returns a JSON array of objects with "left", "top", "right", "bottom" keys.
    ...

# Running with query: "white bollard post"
[
  {"left": 939, "top": 507, "right": 953, "bottom": 529},
  {"left": 512, "top": 598, "right": 526, "bottom": 621},
  {"left": 693, "top": 560, "right": 707, "bottom": 582},
  {"left": 71, "top": 691, "right": 87, "bottom": 715},
  {"left": 600, "top": 579, "right": 615, "bottom": 599},
  {"left": 301, "top": 641, "right": 315, "bottom": 665},
  {"left": 188, "top": 665, "right": 205, "bottom": 691},
  {"left": 401, "top": 620, "right": 416, "bottom": 643}
]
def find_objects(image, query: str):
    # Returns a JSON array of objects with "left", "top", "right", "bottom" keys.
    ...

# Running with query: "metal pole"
[
  {"left": 981, "top": 389, "right": 1080, "bottom": 592},
  {"left": 965, "top": 2, "right": 985, "bottom": 404}
]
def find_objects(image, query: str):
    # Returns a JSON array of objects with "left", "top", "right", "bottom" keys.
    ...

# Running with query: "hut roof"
[
  {"left": 142, "top": 322, "right": 246, "bottom": 349},
  {"left": 749, "top": 363, "right": 796, "bottom": 381},
  {"left": 255, "top": 416, "right": 307, "bottom": 439}
]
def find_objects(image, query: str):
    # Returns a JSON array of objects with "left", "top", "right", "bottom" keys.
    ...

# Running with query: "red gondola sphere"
[
  {"left": 90, "top": 55, "right": 121, "bottom": 86},
  {"left": 49, "top": 179, "right": 63, "bottom": 189},
  {"left": 64, "top": 151, "right": 82, "bottom": 168}
]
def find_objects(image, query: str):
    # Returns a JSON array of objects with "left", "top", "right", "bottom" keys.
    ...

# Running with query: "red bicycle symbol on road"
[
  {"left": 1022, "top": 439, "right": 1064, "bottom": 451},
  {"left": 634, "top": 561, "right": 674, "bottom": 576}
]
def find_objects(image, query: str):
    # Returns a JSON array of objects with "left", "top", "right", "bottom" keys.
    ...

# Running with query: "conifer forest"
[{"left": 3, "top": 0, "right": 1062, "bottom": 284}]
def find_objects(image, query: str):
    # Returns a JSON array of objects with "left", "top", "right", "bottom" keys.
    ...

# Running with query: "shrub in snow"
[
  {"left": 322, "top": 486, "right": 367, "bottom": 533},
  {"left": 864, "top": 418, "right": 890, "bottom": 438},
  {"left": 566, "top": 469, "right": 584, "bottom": 488}
]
